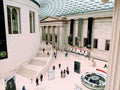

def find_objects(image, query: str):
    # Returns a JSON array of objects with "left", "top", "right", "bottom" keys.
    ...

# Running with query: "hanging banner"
[{"left": 0, "top": 0, "right": 8, "bottom": 60}]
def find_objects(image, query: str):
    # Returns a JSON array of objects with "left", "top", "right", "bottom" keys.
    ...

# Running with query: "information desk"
[{"left": 81, "top": 72, "right": 106, "bottom": 90}]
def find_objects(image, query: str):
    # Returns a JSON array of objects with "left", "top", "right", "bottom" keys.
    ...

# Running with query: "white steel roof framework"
[{"left": 35, "top": 0, "right": 114, "bottom": 18}]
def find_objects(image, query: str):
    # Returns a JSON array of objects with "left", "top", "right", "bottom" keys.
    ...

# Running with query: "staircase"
[{"left": 16, "top": 42, "right": 53, "bottom": 80}]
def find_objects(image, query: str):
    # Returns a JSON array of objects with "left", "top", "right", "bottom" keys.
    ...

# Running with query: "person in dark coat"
[
  {"left": 104, "top": 64, "right": 108, "bottom": 68},
  {"left": 40, "top": 74, "right": 43, "bottom": 82},
  {"left": 36, "top": 78, "right": 39, "bottom": 86},
  {"left": 66, "top": 66, "right": 69, "bottom": 74},
  {"left": 22, "top": 85, "right": 26, "bottom": 90},
  {"left": 59, "top": 63, "right": 61, "bottom": 69},
  {"left": 63, "top": 69, "right": 66, "bottom": 78},
  {"left": 47, "top": 52, "right": 49, "bottom": 56},
  {"left": 61, "top": 70, "right": 63, "bottom": 78},
  {"left": 43, "top": 48, "right": 45, "bottom": 53}
]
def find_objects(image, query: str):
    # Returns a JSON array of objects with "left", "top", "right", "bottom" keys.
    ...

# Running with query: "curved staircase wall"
[
  {"left": 0, "top": 0, "right": 40, "bottom": 78},
  {"left": 35, "top": 45, "right": 53, "bottom": 79}
]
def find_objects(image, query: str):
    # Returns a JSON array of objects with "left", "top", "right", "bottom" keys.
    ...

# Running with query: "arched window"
[
  {"left": 7, "top": 7, "right": 12, "bottom": 34},
  {"left": 7, "top": 6, "right": 20, "bottom": 34},
  {"left": 12, "top": 8, "right": 18, "bottom": 34},
  {"left": 29, "top": 12, "right": 32, "bottom": 33},
  {"left": 29, "top": 11, "right": 35, "bottom": 33}
]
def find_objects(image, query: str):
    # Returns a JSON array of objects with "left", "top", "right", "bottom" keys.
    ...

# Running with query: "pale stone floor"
[{"left": 0, "top": 51, "right": 108, "bottom": 90}]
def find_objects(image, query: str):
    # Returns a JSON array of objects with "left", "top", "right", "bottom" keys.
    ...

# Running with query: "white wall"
[
  {"left": 66, "top": 11, "right": 113, "bottom": 61},
  {"left": 0, "top": 0, "right": 40, "bottom": 77},
  {"left": 91, "top": 18, "right": 112, "bottom": 61}
]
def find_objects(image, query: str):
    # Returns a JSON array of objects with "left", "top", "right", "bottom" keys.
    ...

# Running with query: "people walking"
[
  {"left": 31, "top": 79, "right": 33, "bottom": 83},
  {"left": 43, "top": 48, "right": 45, "bottom": 53},
  {"left": 36, "top": 78, "right": 39, "bottom": 86},
  {"left": 104, "top": 64, "right": 108, "bottom": 68},
  {"left": 59, "top": 63, "right": 61, "bottom": 69},
  {"left": 54, "top": 52, "right": 56, "bottom": 58},
  {"left": 61, "top": 70, "right": 63, "bottom": 78},
  {"left": 66, "top": 66, "right": 69, "bottom": 74},
  {"left": 63, "top": 69, "right": 66, "bottom": 78},
  {"left": 47, "top": 52, "right": 49, "bottom": 56},
  {"left": 40, "top": 74, "right": 43, "bottom": 82}
]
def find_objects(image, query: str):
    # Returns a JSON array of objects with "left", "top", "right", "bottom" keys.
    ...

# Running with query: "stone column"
[
  {"left": 47, "top": 26, "right": 50, "bottom": 42},
  {"left": 44, "top": 26, "right": 47, "bottom": 41},
  {"left": 58, "top": 26, "right": 65, "bottom": 51},
  {"left": 55, "top": 26, "right": 59, "bottom": 49},
  {"left": 42, "top": 26, "right": 45, "bottom": 41},
  {"left": 40, "top": 26, "right": 43, "bottom": 42},
  {"left": 105, "top": 0, "right": 120, "bottom": 90},
  {"left": 78, "top": 18, "right": 83, "bottom": 47},
  {"left": 49, "top": 26, "right": 53, "bottom": 44},
  {"left": 52, "top": 26, "right": 55, "bottom": 48}
]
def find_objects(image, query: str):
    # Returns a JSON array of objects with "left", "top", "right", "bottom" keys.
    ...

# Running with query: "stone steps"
[
  {"left": 17, "top": 67, "right": 37, "bottom": 79},
  {"left": 24, "top": 64, "right": 42, "bottom": 71},
  {"left": 16, "top": 42, "right": 52, "bottom": 79},
  {"left": 29, "top": 60, "right": 46, "bottom": 66}
]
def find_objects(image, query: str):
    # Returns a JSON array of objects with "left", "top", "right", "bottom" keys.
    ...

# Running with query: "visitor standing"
[
  {"left": 63, "top": 69, "right": 66, "bottom": 78},
  {"left": 22, "top": 85, "right": 26, "bottom": 90},
  {"left": 59, "top": 63, "right": 61, "bottom": 69},
  {"left": 104, "top": 64, "right": 108, "bottom": 68},
  {"left": 61, "top": 70, "right": 63, "bottom": 78},
  {"left": 66, "top": 66, "right": 69, "bottom": 74},
  {"left": 36, "top": 78, "right": 39, "bottom": 86},
  {"left": 43, "top": 48, "right": 45, "bottom": 53},
  {"left": 40, "top": 74, "right": 43, "bottom": 82}
]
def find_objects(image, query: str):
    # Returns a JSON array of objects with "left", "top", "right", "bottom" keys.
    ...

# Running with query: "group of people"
[
  {"left": 42, "top": 48, "right": 50, "bottom": 56},
  {"left": 35, "top": 74, "right": 43, "bottom": 86},
  {"left": 61, "top": 66, "right": 69, "bottom": 78},
  {"left": 52, "top": 63, "right": 70, "bottom": 78}
]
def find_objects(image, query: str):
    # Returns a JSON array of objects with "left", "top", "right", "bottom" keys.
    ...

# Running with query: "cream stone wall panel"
[
  {"left": 0, "top": 0, "right": 40, "bottom": 77},
  {"left": 93, "top": 18, "right": 112, "bottom": 39},
  {"left": 90, "top": 18, "right": 112, "bottom": 61},
  {"left": 91, "top": 50, "right": 110, "bottom": 61},
  {"left": 93, "top": 18, "right": 112, "bottom": 50},
  {"left": 42, "top": 18, "right": 58, "bottom": 21},
  {"left": 66, "top": 21, "right": 71, "bottom": 36},
  {"left": 40, "top": 26, "right": 42, "bottom": 42},
  {"left": 41, "top": 22, "right": 62, "bottom": 27},
  {"left": 67, "top": 11, "right": 113, "bottom": 20}
]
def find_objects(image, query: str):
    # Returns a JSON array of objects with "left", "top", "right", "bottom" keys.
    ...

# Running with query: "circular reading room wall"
[{"left": 81, "top": 72, "right": 106, "bottom": 90}]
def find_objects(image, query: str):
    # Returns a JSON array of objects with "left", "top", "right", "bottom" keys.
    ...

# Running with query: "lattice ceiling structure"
[{"left": 35, "top": 0, "right": 114, "bottom": 19}]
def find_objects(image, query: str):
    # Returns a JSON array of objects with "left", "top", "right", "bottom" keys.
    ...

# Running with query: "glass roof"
[{"left": 35, "top": 0, "right": 114, "bottom": 19}]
